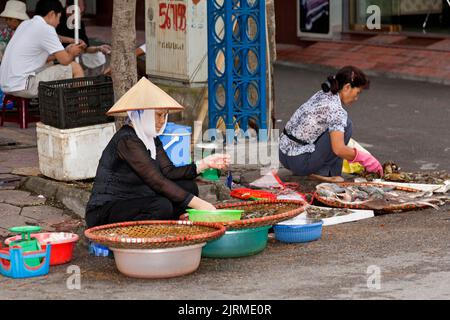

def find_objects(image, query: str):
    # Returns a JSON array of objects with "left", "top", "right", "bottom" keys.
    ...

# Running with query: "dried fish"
[
  {"left": 306, "top": 207, "right": 351, "bottom": 219},
  {"left": 315, "top": 183, "right": 450, "bottom": 211},
  {"left": 240, "top": 203, "right": 295, "bottom": 220}
]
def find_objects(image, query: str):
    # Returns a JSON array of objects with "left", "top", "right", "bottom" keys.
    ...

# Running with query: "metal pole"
[{"left": 74, "top": 0, "right": 80, "bottom": 63}]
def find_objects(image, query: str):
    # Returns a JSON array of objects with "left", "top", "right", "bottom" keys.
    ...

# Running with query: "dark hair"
[
  {"left": 322, "top": 66, "right": 370, "bottom": 94},
  {"left": 35, "top": 0, "right": 64, "bottom": 17}
]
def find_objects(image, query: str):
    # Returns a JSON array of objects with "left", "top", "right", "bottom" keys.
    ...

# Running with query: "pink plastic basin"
[{"left": 5, "top": 233, "right": 79, "bottom": 266}]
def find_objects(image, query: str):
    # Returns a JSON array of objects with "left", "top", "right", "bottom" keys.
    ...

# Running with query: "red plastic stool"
[{"left": 0, "top": 94, "right": 38, "bottom": 129}]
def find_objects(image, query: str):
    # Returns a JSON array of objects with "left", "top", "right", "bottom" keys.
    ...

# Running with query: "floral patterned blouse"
[
  {"left": 0, "top": 27, "right": 14, "bottom": 44},
  {"left": 0, "top": 27, "right": 14, "bottom": 61},
  {"left": 279, "top": 90, "right": 348, "bottom": 156}
]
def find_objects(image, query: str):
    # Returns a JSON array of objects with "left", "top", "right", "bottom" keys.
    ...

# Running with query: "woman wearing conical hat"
[{"left": 85, "top": 78, "right": 230, "bottom": 228}]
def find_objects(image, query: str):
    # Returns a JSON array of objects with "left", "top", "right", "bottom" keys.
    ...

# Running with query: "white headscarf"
[{"left": 127, "top": 109, "right": 168, "bottom": 160}]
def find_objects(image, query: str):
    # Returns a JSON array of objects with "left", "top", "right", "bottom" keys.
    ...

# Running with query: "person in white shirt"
[
  {"left": 0, "top": 0, "right": 84, "bottom": 99},
  {"left": 136, "top": 43, "right": 146, "bottom": 78},
  {"left": 136, "top": 43, "right": 146, "bottom": 57},
  {"left": 104, "top": 44, "right": 147, "bottom": 78}
]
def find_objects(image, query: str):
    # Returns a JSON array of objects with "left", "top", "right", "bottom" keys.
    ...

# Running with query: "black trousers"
[{"left": 86, "top": 179, "right": 199, "bottom": 228}]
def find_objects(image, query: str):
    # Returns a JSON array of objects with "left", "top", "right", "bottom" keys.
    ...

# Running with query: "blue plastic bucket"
[{"left": 160, "top": 122, "right": 192, "bottom": 167}]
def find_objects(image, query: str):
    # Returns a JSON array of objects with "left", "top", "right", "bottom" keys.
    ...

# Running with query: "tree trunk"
[{"left": 111, "top": 0, "right": 138, "bottom": 129}]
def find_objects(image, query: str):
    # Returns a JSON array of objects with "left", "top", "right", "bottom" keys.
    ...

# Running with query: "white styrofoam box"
[
  {"left": 36, "top": 122, "right": 116, "bottom": 181},
  {"left": 145, "top": 0, "right": 208, "bottom": 83}
]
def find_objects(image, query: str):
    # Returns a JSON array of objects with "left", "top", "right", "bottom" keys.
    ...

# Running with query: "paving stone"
[
  {"left": 0, "top": 227, "right": 12, "bottom": 238},
  {"left": 0, "top": 174, "right": 22, "bottom": 190},
  {"left": 0, "top": 174, "right": 20, "bottom": 180},
  {"left": 0, "top": 190, "right": 46, "bottom": 207},
  {"left": 0, "top": 203, "right": 21, "bottom": 216},
  {"left": 11, "top": 167, "right": 41, "bottom": 177},
  {"left": 21, "top": 206, "right": 66, "bottom": 225},
  {"left": 0, "top": 185, "right": 18, "bottom": 191},
  {"left": 0, "top": 213, "right": 38, "bottom": 230}
]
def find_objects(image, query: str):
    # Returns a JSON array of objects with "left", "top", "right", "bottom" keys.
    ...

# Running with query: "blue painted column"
[{"left": 207, "top": 0, "right": 267, "bottom": 143}]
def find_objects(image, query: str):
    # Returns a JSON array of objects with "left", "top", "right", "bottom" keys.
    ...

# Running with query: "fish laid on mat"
[{"left": 316, "top": 183, "right": 450, "bottom": 211}]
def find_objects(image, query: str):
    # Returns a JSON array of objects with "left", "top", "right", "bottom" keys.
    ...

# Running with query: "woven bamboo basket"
[
  {"left": 84, "top": 220, "right": 226, "bottom": 249},
  {"left": 314, "top": 182, "right": 428, "bottom": 212},
  {"left": 214, "top": 200, "right": 307, "bottom": 230}
]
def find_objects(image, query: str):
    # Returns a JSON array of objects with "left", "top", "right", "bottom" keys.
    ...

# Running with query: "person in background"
[
  {"left": 85, "top": 78, "right": 231, "bottom": 228},
  {"left": 136, "top": 43, "right": 146, "bottom": 78},
  {"left": 279, "top": 65, "right": 383, "bottom": 183},
  {"left": 0, "top": 0, "right": 84, "bottom": 98},
  {"left": 56, "top": 0, "right": 111, "bottom": 74},
  {"left": 0, "top": 0, "right": 30, "bottom": 61},
  {"left": 103, "top": 43, "right": 146, "bottom": 77}
]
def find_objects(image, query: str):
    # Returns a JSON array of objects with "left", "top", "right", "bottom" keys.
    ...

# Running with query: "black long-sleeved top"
[
  {"left": 86, "top": 125, "right": 197, "bottom": 212},
  {"left": 56, "top": 14, "right": 90, "bottom": 48}
]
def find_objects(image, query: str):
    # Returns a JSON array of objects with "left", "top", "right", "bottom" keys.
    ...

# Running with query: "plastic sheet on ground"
[
  {"left": 249, "top": 170, "right": 307, "bottom": 202},
  {"left": 354, "top": 178, "right": 450, "bottom": 194},
  {"left": 278, "top": 205, "right": 375, "bottom": 227}
]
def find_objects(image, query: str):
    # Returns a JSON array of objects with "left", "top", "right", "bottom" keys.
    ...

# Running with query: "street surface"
[{"left": 0, "top": 65, "right": 449, "bottom": 300}]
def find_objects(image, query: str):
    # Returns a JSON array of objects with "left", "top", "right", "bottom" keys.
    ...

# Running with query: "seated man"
[
  {"left": 0, "top": 0, "right": 30, "bottom": 62},
  {"left": 0, "top": 0, "right": 84, "bottom": 99},
  {"left": 56, "top": 0, "right": 111, "bottom": 75}
]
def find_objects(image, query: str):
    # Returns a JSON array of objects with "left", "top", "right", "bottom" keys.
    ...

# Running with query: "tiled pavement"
[
  {"left": 0, "top": 123, "right": 83, "bottom": 242},
  {"left": 276, "top": 36, "right": 450, "bottom": 84}
]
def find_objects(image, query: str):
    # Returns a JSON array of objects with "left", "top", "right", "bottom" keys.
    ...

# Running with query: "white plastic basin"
[{"left": 111, "top": 243, "right": 206, "bottom": 279}]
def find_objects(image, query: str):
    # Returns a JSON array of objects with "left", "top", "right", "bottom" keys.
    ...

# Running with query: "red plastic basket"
[
  {"left": 230, "top": 188, "right": 278, "bottom": 201},
  {"left": 5, "top": 233, "right": 79, "bottom": 266}
]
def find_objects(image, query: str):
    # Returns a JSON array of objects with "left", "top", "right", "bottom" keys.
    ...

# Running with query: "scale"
[{"left": 8, "top": 226, "right": 42, "bottom": 267}]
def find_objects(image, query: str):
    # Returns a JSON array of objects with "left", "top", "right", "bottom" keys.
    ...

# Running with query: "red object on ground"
[
  {"left": 1, "top": 94, "right": 39, "bottom": 129},
  {"left": 5, "top": 233, "right": 79, "bottom": 266},
  {"left": 230, "top": 188, "right": 278, "bottom": 201}
]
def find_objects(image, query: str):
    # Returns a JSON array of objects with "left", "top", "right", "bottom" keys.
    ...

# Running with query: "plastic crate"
[{"left": 38, "top": 75, "right": 114, "bottom": 129}]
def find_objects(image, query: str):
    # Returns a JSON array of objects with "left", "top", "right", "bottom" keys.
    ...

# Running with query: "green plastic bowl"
[
  {"left": 202, "top": 226, "right": 270, "bottom": 258},
  {"left": 201, "top": 168, "right": 220, "bottom": 181},
  {"left": 187, "top": 209, "right": 243, "bottom": 223}
]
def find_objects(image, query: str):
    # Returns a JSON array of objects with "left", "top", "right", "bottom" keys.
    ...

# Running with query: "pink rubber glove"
[{"left": 349, "top": 148, "right": 383, "bottom": 176}]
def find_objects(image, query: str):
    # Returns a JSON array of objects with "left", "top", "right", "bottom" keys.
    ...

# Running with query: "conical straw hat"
[{"left": 106, "top": 77, "right": 184, "bottom": 115}]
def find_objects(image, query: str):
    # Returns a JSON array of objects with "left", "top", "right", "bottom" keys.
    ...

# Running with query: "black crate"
[{"left": 38, "top": 75, "right": 115, "bottom": 129}]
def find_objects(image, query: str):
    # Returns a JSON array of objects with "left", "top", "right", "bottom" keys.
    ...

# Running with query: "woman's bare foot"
[{"left": 309, "top": 174, "right": 345, "bottom": 183}]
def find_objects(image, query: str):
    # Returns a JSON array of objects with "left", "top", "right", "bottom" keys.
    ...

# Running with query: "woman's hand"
[
  {"left": 188, "top": 196, "right": 216, "bottom": 211},
  {"left": 196, "top": 154, "right": 231, "bottom": 173},
  {"left": 350, "top": 148, "right": 383, "bottom": 176}
]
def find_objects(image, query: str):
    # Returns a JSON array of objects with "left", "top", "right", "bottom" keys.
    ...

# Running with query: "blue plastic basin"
[{"left": 274, "top": 220, "right": 323, "bottom": 243}]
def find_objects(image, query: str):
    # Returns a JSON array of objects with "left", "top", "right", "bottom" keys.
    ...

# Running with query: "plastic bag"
[{"left": 342, "top": 139, "right": 371, "bottom": 174}]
